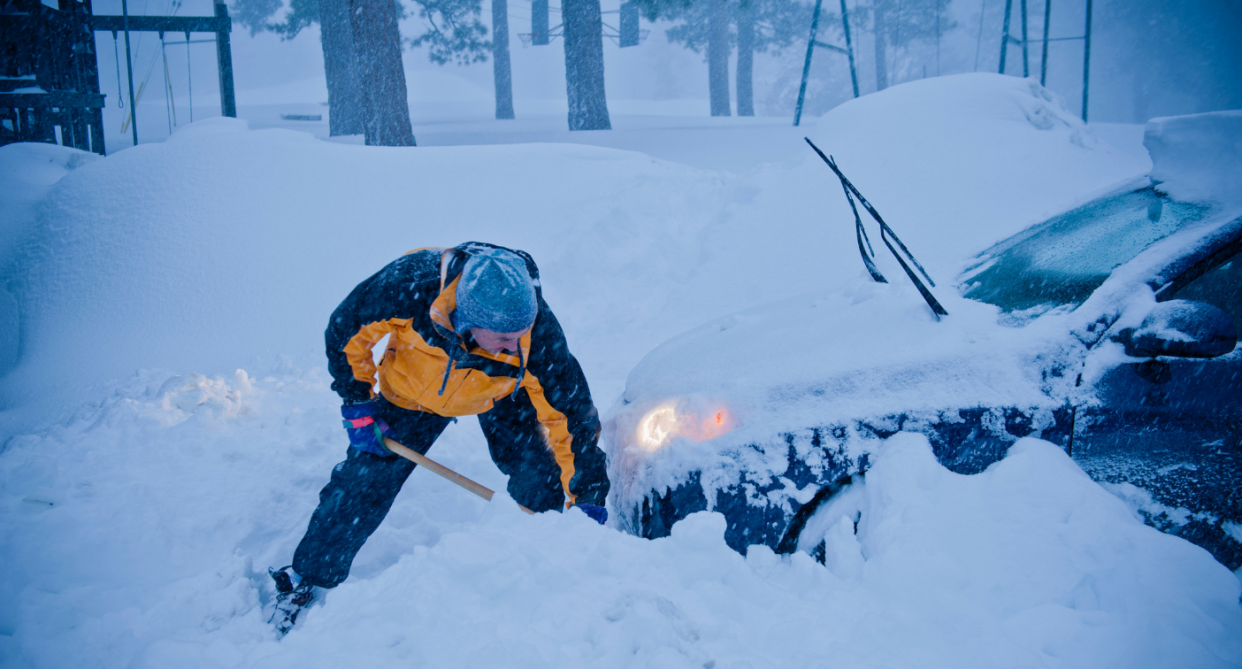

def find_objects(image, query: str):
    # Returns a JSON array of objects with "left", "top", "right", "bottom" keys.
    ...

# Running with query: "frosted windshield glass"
[{"left": 961, "top": 188, "right": 1210, "bottom": 314}]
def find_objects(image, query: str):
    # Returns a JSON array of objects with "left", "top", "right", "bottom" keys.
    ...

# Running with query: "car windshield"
[{"left": 959, "top": 187, "right": 1211, "bottom": 316}]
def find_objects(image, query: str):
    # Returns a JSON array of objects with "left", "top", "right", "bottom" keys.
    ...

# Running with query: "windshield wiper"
[{"left": 805, "top": 138, "right": 949, "bottom": 320}]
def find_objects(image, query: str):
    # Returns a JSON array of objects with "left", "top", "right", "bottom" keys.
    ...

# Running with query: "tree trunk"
[
  {"left": 562, "top": 0, "right": 611, "bottom": 130},
  {"left": 736, "top": 0, "right": 755, "bottom": 116},
  {"left": 873, "top": 0, "right": 888, "bottom": 91},
  {"left": 492, "top": 0, "right": 515, "bottom": 119},
  {"left": 349, "top": 0, "right": 416, "bottom": 145},
  {"left": 707, "top": 0, "right": 731, "bottom": 116},
  {"left": 320, "top": 0, "right": 365, "bottom": 135}
]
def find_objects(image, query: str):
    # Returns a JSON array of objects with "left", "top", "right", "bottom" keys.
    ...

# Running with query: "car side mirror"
[{"left": 1114, "top": 299, "right": 1238, "bottom": 358}]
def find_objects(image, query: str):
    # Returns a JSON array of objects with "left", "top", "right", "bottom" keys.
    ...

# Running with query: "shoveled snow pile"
[{"left": 1, "top": 74, "right": 1238, "bottom": 668}]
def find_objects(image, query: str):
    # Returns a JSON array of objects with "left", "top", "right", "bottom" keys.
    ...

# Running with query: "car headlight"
[
  {"left": 634, "top": 402, "right": 736, "bottom": 451},
  {"left": 636, "top": 404, "right": 677, "bottom": 451}
]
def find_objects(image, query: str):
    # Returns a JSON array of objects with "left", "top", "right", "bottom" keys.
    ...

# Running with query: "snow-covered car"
[{"left": 604, "top": 111, "right": 1242, "bottom": 570}]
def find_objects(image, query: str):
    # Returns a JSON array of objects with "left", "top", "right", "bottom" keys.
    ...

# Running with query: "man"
[{"left": 269, "top": 242, "right": 609, "bottom": 634}]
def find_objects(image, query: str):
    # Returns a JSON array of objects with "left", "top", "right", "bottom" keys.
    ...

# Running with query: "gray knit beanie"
[{"left": 453, "top": 248, "right": 538, "bottom": 335}]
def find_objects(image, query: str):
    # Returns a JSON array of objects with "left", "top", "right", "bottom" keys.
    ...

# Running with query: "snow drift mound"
[{"left": 0, "top": 119, "right": 724, "bottom": 417}]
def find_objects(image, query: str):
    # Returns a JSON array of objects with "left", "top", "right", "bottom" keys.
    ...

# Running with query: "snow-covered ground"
[{"left": 1, "top": 74, "right": 1239, "bottom": 667}]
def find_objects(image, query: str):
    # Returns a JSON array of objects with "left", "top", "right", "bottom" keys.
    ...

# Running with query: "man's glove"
[
  {"left": 576, "top": 503, "right": 607, "bottom": 525},
  {"left": 341, "top": 401, "right": 393, "bottom": 457}
]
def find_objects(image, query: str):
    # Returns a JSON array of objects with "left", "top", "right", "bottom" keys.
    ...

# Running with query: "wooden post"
[{"left": 214, "top": 0, "right": 236, "bottom": 118}]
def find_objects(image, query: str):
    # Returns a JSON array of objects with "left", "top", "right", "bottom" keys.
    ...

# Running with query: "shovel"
[{"left": 383, "top": 437, "right": 535, "bottom": 514}]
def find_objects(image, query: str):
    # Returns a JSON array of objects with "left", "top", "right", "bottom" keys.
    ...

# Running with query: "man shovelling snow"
[{"left": 270, "top": 242, "right": 610, "bottom": 634}]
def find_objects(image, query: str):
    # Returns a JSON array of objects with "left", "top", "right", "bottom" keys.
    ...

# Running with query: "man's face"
[{"left": 470, "top": 327, "right": 530, "bottom": 355}]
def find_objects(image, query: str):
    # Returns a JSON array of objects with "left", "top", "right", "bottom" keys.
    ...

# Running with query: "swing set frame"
[
  {"left": 0, "top": 0, "right": 235, "bottom": 156},
  {"left": 91, "top": 0, "right": 237, "bottom": 150}
]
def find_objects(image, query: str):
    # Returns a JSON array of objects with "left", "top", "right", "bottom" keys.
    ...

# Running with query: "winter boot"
[{"left": 269, "top": 566, "right": 314, "bottom": 635}]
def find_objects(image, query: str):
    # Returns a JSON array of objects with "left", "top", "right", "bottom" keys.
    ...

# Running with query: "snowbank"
[
  {"left": 1145, "top": 110, "right": 1242, "bottom": 206},
  {"left": 0, "top": 118, "right": 724, "bottom": 421}
]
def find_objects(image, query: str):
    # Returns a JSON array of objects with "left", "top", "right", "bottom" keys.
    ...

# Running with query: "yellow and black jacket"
[{"left": 325, "top": 242, "right": 607, "bottom": 506}]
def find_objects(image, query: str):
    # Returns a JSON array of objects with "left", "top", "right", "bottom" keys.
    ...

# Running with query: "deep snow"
[{"left": 1, "top": 74, "right": 1239, "bottom": 668}]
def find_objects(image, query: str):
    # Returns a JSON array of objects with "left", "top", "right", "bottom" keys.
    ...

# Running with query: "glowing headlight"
[
  {"left": 634, "top": 402, "right": 736, "bottom": 451},
  {"left": 637, "top": 404, "right": 678, "bottom": 451}
]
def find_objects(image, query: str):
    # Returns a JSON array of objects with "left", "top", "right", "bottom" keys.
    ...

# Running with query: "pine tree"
[
  {"left": 320, "top": 0, "right": 364, "bottom": 135},
  {"left": 707, "top": 0, "right": 731, "bottom": 115},
  {"left": 491, "top": 0, "right": 515, "bottom": 119},
  {"left": 563, "top": 0, "right": 612, "bottom": 130},
  {"left": 736, "top": 0, "right": 756, "bottom": 115},
  {"left": 351, "top": 0, "right": 417, "bottom": 145}
]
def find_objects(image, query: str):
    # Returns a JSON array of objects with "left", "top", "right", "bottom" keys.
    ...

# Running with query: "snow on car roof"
[{"left": 615, "top": 74, "right": 1150, "bottom": 440}]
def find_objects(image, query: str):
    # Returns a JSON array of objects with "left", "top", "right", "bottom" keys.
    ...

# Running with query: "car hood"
[{"left": 608, "top": 277, "right": 1081, "bottom": 452}]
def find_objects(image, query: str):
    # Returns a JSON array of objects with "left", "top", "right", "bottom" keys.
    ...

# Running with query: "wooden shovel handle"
[{"left": 383, "top": 437, "right": 535, "bottom": 515}]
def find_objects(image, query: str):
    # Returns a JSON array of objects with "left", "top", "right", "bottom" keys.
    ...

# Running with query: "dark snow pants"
[{"left": 292, "top": 392, "right": 566, "bottom": 588}]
